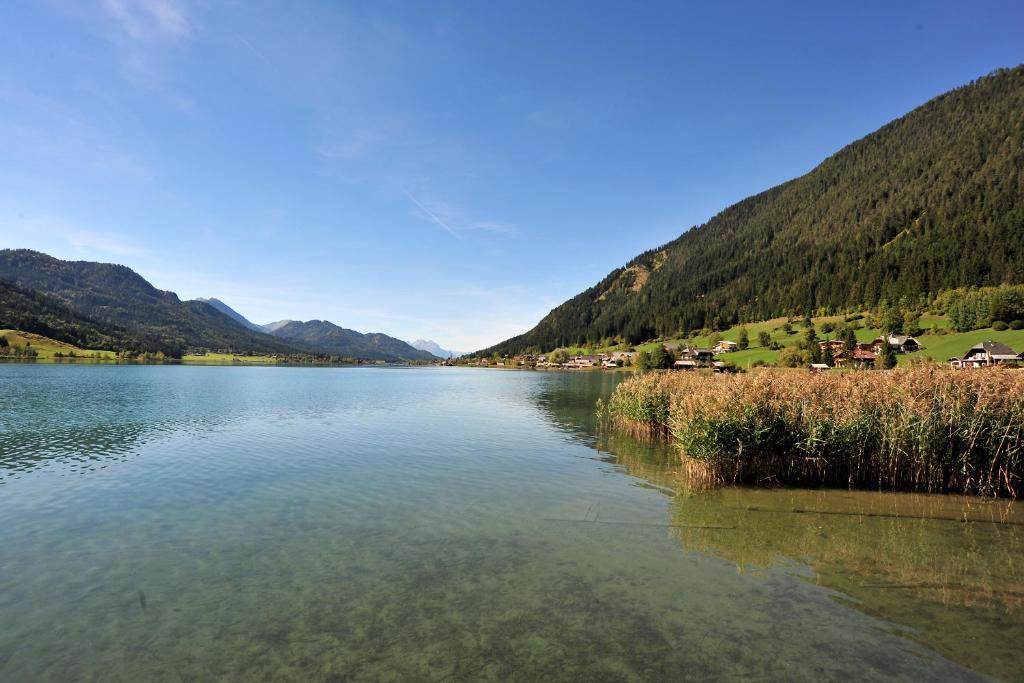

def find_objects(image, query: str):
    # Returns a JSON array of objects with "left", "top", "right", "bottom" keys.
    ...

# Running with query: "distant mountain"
[
  {"left": 261, "top": 320, "right": 293, "bottom": 333},
  {"left": 268, "top": 320, "right": 438, "bottom": 361},
  {"left": 0, "top": 249, "right": 302, "bottom": 357},
  {"left": 195, "top": 297, "right": 263, "bottom": 332},
  {"left": 410, "top": 339, "right": 465, "bottom": 358},
  {"left": 481, "top": 66, "right": 1024, "bottom": 356}
]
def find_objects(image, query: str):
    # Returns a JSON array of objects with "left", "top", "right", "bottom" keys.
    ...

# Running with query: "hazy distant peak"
[
  {"left": 261, "top": 320, "right": 295, "bottom": 333},
  {"left": 410, "top": 339, "right": 465, "bottom": 358}
]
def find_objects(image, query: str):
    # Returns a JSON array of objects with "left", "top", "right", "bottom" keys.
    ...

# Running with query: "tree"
[
  {"left": 757, "top": 331, "right": 771, "bottom": 348},
  {"left": 881, "top": 306, "right": 904, "bottom": 335},
  {"left": 880, "top": 339, "right": 898, "bottom": 369},
  {"left": 649, "top": 346, "right": 672, "bottom": 369},
  {"left": 779, "top": 347, "right": 806, "bottom": 368},
  {"left": 823, "top": 345, "right": 835, "bottom": 367},
  {"left": 708, "top": 332, "right": 723, "bottom": 347},
  {"left": 0, "top": 335, "right": 7, "bottom": 348},
  {"left": 841, "top": 326, "right": 857, "bottom": 355},
  {"left": 803, "top": 326, "right": 818, "bottom": 348},
  {"left": 634, "top": 350, "right": 651, "bottom": 372},
  {"left": 551, "top": 349, "right": 569, "bottom": 365},
  {"left": 781, "top": 322, "right": 794, "bottom": 335},
  {"left": 738, "top": 327, "right": 750, "bottom": 350}
]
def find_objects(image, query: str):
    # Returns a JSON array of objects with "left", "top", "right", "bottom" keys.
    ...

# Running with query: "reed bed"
[{"left": 600, "top": 367, "right": 1024, "bottom": 497}]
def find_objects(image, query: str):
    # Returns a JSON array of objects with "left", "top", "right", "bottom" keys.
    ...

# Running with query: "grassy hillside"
[
  {"left": 484, "top": 65, "right": 1024, "bottom": 356},
  {"left": 536, "top": 313, "right": 1024, "bottom": 368},
  {"left": 0, "top": 329, "right": 117, "bottom": 359}
]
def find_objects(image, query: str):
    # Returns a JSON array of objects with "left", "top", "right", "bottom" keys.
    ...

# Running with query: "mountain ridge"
[
  {"left": 195, "top": 297, "right": 264, "bottom": 333},
  {"left": 267, "top": 319, "right": 438, "bottom": 361}
]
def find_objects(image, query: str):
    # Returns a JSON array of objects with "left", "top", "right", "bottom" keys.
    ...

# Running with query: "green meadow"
[
  {"left": 0, "top": 329, "right": 117, "bottom": 360},
  {"left": 543, "top": 313, "right": 1024, "bottom": 368}
]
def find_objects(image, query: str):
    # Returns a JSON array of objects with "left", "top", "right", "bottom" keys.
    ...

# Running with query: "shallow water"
[{"left": 0, "top": 365, "right": 1020, "bottom": 681}]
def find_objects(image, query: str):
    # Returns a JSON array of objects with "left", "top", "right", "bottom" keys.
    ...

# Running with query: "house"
[
  {"left": 602, "top": 358, "right": 619, "bottom": 368},
  {"left": 871, "top": 335, "right": 921, "bottom": 354},
  {"left": 817, "top": 339, "right": 846, "bottom": 352},
  {"left": 569, "top": 355, "right": 602, "bottom": 368},
  {"left": 673, "top": 359, "right": 699, "bottom": 370},
  {"left": 680, "top": 347, "right": 716, "bottom": 363},
  {"left": 833, "top": 348, "right": 876, "bottom": 369},
  {"left": 713, "top": 340, "right": 738, "bottom": 353},
  {"left": 952, "top": 341, "right": 1022, "bottom": 368},
  {"left": 809, "top": 363, "right": 830, "bottom": 373}
]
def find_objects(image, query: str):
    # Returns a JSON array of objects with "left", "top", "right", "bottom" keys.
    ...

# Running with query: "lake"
[{"left": 0, "top": 364, "right": 1021, "bottom": 681}]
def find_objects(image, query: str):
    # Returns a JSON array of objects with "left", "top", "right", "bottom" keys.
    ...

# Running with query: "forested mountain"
[
  {"left": 267, "top": 320, "right": 438, "bottom": 361},
  {"left": 482, "top": 66, "right": 1024, "bottom": 356},
  {"left": 0, "top": 250, "right": 301, "bottom": 356},
  {"left": 0, "top": 279, "right": 159, "bottom": 351},
  {"left": 195, "top": 297, "right": 263, "bottom": 332}
]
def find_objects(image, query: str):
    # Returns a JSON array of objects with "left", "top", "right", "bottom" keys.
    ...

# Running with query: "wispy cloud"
[
  {"left": 100, "top": 0, "right": 191, "bottom": 42},
  {"left": 1, "top": 205, "right": 152, "bottom": 259},
  {"left": 402, "top": 189, "right": 518, "bottom": 239}
]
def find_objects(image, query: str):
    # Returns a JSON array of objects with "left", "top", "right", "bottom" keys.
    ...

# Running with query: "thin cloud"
[
  {"left": 402, "top": 189, "right": 461, "bottom": 238},
  {"left": 469, "top": 220, "right": 517, "bottom": 236},
  {"left": 401, "top": 189, "right": 518, "bottom": 239},
  {"left": 100, "top": 0, "right": 191, "bottom": 42}
]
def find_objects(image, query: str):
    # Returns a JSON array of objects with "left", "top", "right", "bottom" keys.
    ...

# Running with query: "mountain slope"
[
  {"left": 0, "top": 250, "right": 302, "bottom": 356},
  {"left": 268, "top": 320, "right": 438, "bottom": 361},
  {"left": 410, "top": 339, "right": 465, "bottom": 358},
  {"left": 483, "top": 66, "right": 1024, "bottom": 355},
  {"left": 0, "top": 278, "right": 158, "bottom": 352},
  {"left": 195, "top": 297, "right": 264, "bottom": 332}
]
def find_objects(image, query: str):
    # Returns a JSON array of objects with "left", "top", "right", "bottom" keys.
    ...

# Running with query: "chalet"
[
  {"left": 602, "top": 358, "right": 619, "bottom": 368},
  {"left": 808, "top": 363, "right": 830, "bottom": 373},
  {"left": 680, "top": 347, "right": 716, "bottom": 363},
  {"left": 569, "top": 355, "right": 602, "bottom": 368},
  {"left": 673, "top": 359, "right": 699, "bottom": 370},
  {"left": 713, "top": 340, "right": 738, "bottom": 353},
  {"left": 817, "top": 339, "right": 846, "bottom": 352},
  {"left": 833, "top": 348, "right": 876, "bottom": 369},
  {"left": 871, "top": 335, "right": 921, "bottom": 354},
  {"left": 951, "top": 341, "right": 1022, "bottom": 368},
  {"left": 608, "top": 351, "right": 636, "bottom": 363}
]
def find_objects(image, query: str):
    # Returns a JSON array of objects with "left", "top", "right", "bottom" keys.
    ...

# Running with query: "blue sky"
[{"left": 2, "top": 2, "right": 1022, "bottom": 350}]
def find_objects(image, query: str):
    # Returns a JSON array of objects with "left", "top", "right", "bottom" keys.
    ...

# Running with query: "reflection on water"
[
  {"left": 607, "top": 439, "right": 1024, "bottom": 681},
  {"left": 0, "top": 365, "right": 1018, "bottom": 680}
]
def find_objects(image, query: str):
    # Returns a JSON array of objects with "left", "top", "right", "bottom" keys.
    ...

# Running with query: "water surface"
[{"left": 0, "top": 365, "right": 1020, "bottom": 680}]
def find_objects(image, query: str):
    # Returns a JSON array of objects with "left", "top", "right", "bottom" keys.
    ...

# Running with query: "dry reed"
[{"left": 600, "top": 367, "right": 1024, "bottom": 497}]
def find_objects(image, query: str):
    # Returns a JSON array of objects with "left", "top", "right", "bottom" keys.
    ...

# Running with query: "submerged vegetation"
[{"left": 600, "top": 367, "right": 1024, "bottom": 497}]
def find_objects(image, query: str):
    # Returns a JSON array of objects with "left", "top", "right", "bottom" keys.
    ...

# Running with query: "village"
[{"left": 457, "top": 334, "right": 1024, "bottom": 371}]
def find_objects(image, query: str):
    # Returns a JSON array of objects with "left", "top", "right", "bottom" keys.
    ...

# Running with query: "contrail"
[{"left": 402, "top": 189, "right": 460, "bottom": 238}]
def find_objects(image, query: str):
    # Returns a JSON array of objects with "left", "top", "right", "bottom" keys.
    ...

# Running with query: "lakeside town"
[{"left": 451, "top": 334, "right": 1024, "bottom": 372}]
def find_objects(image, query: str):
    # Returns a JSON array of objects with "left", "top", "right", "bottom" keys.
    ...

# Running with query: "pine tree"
[{"left": 738, "top": 327, "right": 749, "bottom": 350}]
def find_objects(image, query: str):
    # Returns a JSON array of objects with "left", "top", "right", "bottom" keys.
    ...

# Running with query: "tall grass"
[{"left": 601, "top": 367, "right": 1024, "bottom": 497}]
